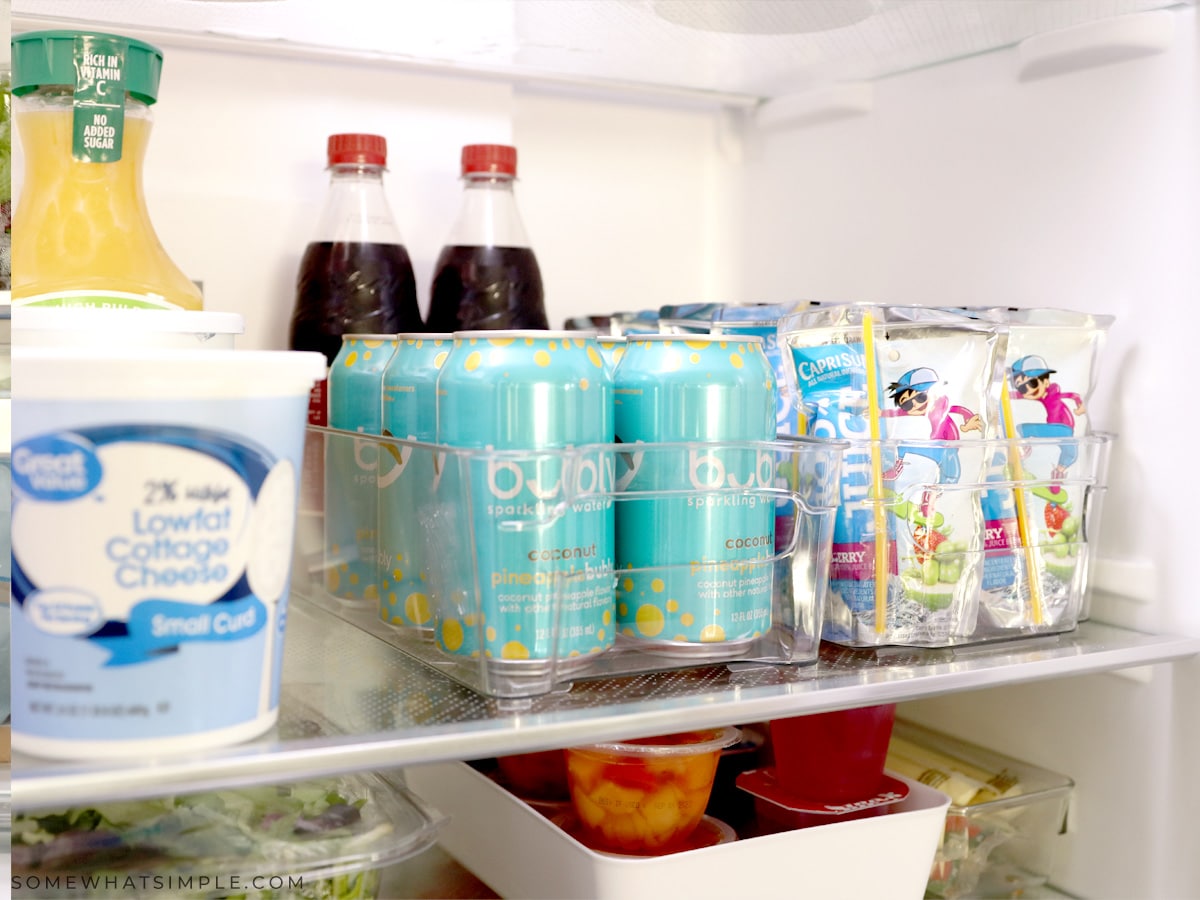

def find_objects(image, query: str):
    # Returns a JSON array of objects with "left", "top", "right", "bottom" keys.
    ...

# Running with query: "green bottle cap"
[{"left": 10, "top": 30, "right": 163, "bottom": 105}]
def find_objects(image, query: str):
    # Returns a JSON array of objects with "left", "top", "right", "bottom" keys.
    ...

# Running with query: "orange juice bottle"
[{"left": 10, "top": 30, "right": 202, "bottom": 310}]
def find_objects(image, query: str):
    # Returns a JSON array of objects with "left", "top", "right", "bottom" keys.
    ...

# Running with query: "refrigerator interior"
[{"left": 8, "top": 1, "right": 1200, "bottom": 897}]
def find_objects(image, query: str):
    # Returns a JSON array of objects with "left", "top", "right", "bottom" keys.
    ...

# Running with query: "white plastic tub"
[
  {"left": 407, "top": 760, "right": 950, "bottom": 900},
  {"left": 9, "top": 347, "right": 325, "bottom": 760},
  {"left": 12, "top": 307, "right": 244, "bottom": 349}
]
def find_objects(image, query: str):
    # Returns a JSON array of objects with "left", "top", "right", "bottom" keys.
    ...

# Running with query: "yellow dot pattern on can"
[
  {"left": 486, "top": 626, "right": 497, "bottom": 641},
  {"left": 489, "top": 337, "right": 515, "bottom": 347},
  {"left": 587, "top": 346, "right": 604, "bottom": 368},
  {"left": 618, "top": 602, "right": 629, "bottom": 617},
  {"left": 442, "top": 619, "right": 465, "bottom": 652},
  {"left": 434, "top": 351, "right": 449, "bottom": 369},
  {"left": 363, "top": 351, "right": 372, "bottom": 360},
  {"left": 465, "top": 351, "right": 482, "bottom": 371},
  {"left": 502, "top": 641, "right": 531, "bottom": 660},
  {"left": 534, "top": 350, "right": 552, "bottom": 367},
  {"left": 392, "top": 567, "right": 403, "bottom": 580},
  {"left": 364, "top": 585, "right": 378, "bottom": 601},
  {"left": 344, "top": 352, "right": 358, "bottom": 367},
  {"left": 405, "top": 593, "right": 431, "bottom": 625},
  {"left": 730, "top": 353, "right": 744, "bottom": 368},
  {"left": 651, "top": 578, "right": 665, "bottom": 593},
  {"left": 575, "top": 339, "right": 586, "bottom": 349},
  {"left": 636, "top": 604, "right": 666, "bottom": 637},
  {"left": 525, "top": 337, "right": 536, "bottom": 346},
  {"left": 364, "top": 340, "right": 384, "bottom": 348},
  {"left": 667, "top": 599, "right": 679, "bottom": 613},
  {"left": 685, "top": 340, "right": 709, "bottom": 350},
  {"left": 681, "top": 612, "right": 695, "bottom": 627},
  {"left": 603, "top": 609, "right": 612, "bottom": 625},
  {"left": 597, "top": 629, "right": 606, "bottom": 643},
  {"left": 690, "top": 353, "right": 701, "bottom": 364},
  {"left": 349, "top": 573, "right": 359, "bottom": 586},
  {"left": 700, "top": 624, "right": 727, "bottom": 642},
  {"left": 549, "top": 340, "right": 557, "bottom": 350},
  {"left": 622, "top": 577, "right": 634, "bottom": 592}
]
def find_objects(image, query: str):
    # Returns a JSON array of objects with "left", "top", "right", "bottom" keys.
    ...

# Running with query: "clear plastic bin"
[
  {"left": 888, "top": 720, "right": 1074, "bottom": 899},
  {"left": 10, "top": 770, "right": 444, "bottom": 899},
  {"left": 821, "top": 434, "right": 1112, "bottom": 648},
  {"left": 293, "top": 429, "right": 844, "bottom": 698}
]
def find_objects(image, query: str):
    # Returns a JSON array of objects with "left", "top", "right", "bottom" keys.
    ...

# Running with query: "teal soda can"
[
  {"left": 613, "top": 334, "right": 777, "bottom": 654},
  {"left": 378, "top": 333, "right": 453, "bottom": 631},
  {"left": 325, "top": 334, "right": 398, "bottom": 604},
  {"left": 597, "top": 335, "right": 627, "bottom": 373},
  {"left": 435, "top": 331, "right": 615, "bottom": 674}
]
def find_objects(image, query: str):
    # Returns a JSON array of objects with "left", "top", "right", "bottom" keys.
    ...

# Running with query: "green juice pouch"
[
  {"left": 780, "top": 304, "right": 1002, "bottom": 646},
  {"left": 980, "top": 308, "right": 1113, "bottom": 629}
]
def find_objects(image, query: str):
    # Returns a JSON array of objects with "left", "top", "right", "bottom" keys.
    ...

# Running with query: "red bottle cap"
[
  {"left": 328, "top": 133, "right": 387, "bottom": 167},
  {"left": 462, "top": 144, "right": 517, "bottom": 176}
]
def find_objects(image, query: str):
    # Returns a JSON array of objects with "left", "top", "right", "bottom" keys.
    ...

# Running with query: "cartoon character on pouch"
[
  {"left": 881, "top": 367, "right": 982, "bottom": 487},
  {"left": 1009, "top": 354, "right": 1085, "bottom": 481}
]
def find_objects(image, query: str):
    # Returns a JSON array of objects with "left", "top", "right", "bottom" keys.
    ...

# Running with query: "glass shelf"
[{"left": 13, "top": 592, "right": 1200, "bottom": 809}]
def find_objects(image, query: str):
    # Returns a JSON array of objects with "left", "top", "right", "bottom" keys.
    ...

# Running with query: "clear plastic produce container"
[
  {"left": 10, "top": 770, "right": 444, "bottom": 899},
  {"left": 888, "top": 719, "right": 1074, "bottom": 899}
]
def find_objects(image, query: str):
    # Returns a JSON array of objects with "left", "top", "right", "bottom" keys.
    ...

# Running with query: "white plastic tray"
[{"left": 406, "top": 761, "right": 950, "bottom": 900}]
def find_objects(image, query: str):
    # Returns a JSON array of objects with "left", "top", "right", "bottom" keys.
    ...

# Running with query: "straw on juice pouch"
[
  {"left": 780, "top": 305, "right": 1001, "bottom": 645},
  {"left": 980, "top": 308, "right": 1112, "bottom": 628}
]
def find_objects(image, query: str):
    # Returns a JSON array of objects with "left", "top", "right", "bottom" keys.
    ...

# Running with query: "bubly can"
[
  {"left": 436, "top": 332, "right": 615, "bottom": 672},
  {"left": 378, "top": 334, "right": 453, "bottom": 631},
  {"left": 614, "top": 334, "right": 777, "bottom": 655},
  {"left": 597, "top": 336, "right": 627, "bottom": 373},
  {"left": 325, "top": 334, "right": 398, "bottom": 605}
]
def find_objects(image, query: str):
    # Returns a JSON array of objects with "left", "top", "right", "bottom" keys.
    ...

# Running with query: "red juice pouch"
[{"left": 780, "top": 304, "right": 1001, "bottom": 646}]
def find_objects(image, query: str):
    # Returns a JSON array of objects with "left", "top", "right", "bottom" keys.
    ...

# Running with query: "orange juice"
[{"left": 11, "top": 30, "right": 202, "bottom": 311}]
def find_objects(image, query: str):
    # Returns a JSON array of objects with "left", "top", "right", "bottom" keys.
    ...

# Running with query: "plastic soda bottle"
[{"left": 426, "top": 143, "right": 548, "bottom": 332}]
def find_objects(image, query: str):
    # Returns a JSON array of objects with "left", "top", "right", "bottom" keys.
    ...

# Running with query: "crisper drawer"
[{"left": 406, "top": 760, "right": 950, "bottom": 900}]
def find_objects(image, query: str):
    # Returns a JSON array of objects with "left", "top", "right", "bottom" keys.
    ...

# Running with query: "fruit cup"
[
  {"left": 564, "top": 727, "right": 740, "bottom": 855},
  {"left": 768, "top": 704, "right": 896, "bottom": 803}
]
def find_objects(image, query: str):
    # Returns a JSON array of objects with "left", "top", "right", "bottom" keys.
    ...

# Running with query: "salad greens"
[{"left": 13, "top": 777, "right": 397, "bottom": 900}]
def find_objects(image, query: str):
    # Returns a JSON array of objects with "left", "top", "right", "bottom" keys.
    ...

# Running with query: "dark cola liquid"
[
  {"left": 426, "top": 244, "right": 549, "bottom": 332},
  {"left": 290, "top": 241, "right": 423, "bottom": 365}
]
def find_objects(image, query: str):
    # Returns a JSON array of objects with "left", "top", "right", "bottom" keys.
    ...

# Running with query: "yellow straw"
[
  {"left": 1000, "top": 378, "right": 1044, "bottom": 625},
  {"left": 861, "top": 312, "right": 888, "bottom": 633}
]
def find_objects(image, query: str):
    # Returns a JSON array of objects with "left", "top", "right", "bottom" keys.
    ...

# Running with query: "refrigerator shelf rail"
[{"left": 11, "top": 595, "right": 1200, "bottom": 809}]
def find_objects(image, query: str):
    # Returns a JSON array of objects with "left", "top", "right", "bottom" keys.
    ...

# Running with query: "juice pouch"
[
  {"left": 779, "top": 305, "right": 1001, "bottom": 646},
  {"left": 980, "top": 308, "right": 1113, "bottom": 629}
]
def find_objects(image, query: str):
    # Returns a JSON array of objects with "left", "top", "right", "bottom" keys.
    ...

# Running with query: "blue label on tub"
[
  {"left": 11, "top": 398, "right": 307, "bottom": 747},
  {"left": 11, "top": 433, "right": 104, "bottom": 500}
]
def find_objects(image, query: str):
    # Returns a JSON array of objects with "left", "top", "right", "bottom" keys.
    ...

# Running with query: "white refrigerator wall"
[
  {"left": 10, "top": 7, "right": 1200, "bottom": 899},
  {"left": 14, "top": 40, "right": 743, "bottom": 347},
  {"left": 738, "top": 7, "right": 1198, "bottom": 898}
]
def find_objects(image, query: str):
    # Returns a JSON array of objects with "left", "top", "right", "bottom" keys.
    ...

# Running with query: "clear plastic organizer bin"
[
  {"left": 887, "top": 720, "right": 1074, "bottom": 899},
  {"left": 821, "top": 434, "right": 1113, "bottom": 648},
  {"left": 293, "top": 428, "right": 845, "bottom": 698}
]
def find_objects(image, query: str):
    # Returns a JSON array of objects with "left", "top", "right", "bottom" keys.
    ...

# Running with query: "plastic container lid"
[
  {"left": 328, "top": 133, "right": 387, "bottom": 167},
  {"left": 11, "top": 771, "right": 444, "bottom": 890},
  {"left": 14, "top": 346, "right": 326, "bottom": 400},
  {"left": 12, "top": 304, "right": 243, "bottom": 343},
  {"left": 574, "top": 727, "right": 741, "bottom": 758},
  {"left": 462, "top": 143, "right": 517, "bottom": 176},
  {"left": 11, "top": 30, "right": 164, "bottom": 104}
]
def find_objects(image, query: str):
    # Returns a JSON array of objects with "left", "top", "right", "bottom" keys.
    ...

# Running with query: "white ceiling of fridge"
[{"left": 9, "top": 0, "right": 1195, "bottom": 101}]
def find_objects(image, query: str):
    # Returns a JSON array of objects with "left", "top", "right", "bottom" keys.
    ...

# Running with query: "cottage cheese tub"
[{"left": 10, "top": 347, "right": 325, "bottom": 760}]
